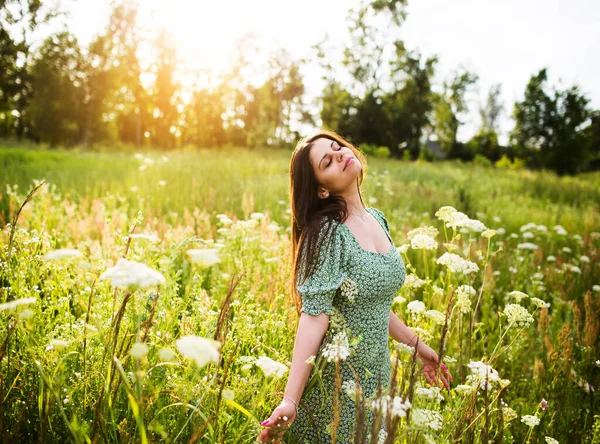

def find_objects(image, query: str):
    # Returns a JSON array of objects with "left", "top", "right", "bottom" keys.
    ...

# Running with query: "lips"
[{"left": 344, "top": 157, "right": 354, "bottom": 170}]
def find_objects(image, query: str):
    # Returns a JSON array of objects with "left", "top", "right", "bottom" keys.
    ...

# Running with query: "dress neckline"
[{"left": 339, "top": 207, "right": 395, "bottom": 256}]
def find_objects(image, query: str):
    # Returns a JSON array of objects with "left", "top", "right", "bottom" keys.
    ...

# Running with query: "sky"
[{"left": 59, "top": 0, "right": 600, "bottom": 144}]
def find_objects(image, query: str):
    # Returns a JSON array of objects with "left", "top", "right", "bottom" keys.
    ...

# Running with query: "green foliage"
[
  {"left": 359, "top": 144, "right": 391, "bottom": 158},
  {"left": 494, "top": 155, "right": 525, "bottom": 170}
]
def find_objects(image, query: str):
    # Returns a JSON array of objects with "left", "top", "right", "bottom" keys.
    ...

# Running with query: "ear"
[{"left": 317, "top": 187, "right": 330, "bottom": 199}]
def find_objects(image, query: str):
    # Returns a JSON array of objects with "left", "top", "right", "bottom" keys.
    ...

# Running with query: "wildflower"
[
  {"left": 432, "top": 285, "right": 444, "bottom": 297},
  {"left": 255, "top": 355, "right": 288, "bottom": 378},
  {"left": 19, "top": 309, "right": 34, "bottom": 319},
  {"left": 546, "top": 255, "right": 556, "bottom": 262},
  {"left": 522, "top": 232, "right": 534, "bottom": 239},
  {"left": 372, "top": 394, "right": 411, "bottom": 418},
  {"left": 393, "top": 295, "right": 406, "bottom": 304},
  {"left": 593, "top": 285, "right": 600, "bottom": 292},
  {"left": 504, "top": 304, "right": 534, "bottom": 327},
  {"left": 176, "top": 335, "right": 221, "bottom": 369},
  {"left": 466, "top": 360, "right": 500, "bottom": 390},
  {"left": 340, "top": 277, "right": 359, "bottom": 303},
  {"left": 407, "top": 226, "right": 439, "bottom": 241},
  {"left": 342, "top": 380, "right": 358, "bottom": 401},
  {"left": 44, "top": 249, "right": 83, "bottom": 261},
  {"left": 508, "top": 290, "right": 529, "bottom": 302},
  {"left": 216, "top": 214, "right": 233, "bottom": 227},
  {"left": 544, "top": 437, "right": 558, "bottom": 444},
  {"left": 50, "top": 339, "right": 70, "bottom": 348},
  {"left": 503, "top": 406, "right": 518, "bottom": 422},
  {"left": 415, "top": 386, "right": 444, "bottom": 402},
  {"left": 553, "top": 225, "right": 567, "bottom": 235},
  {"left": 158, "top": 180, "right": 167, "bottom": 186},
  {"left": 531, "top": 298, "right": 550, "bottom": 309},
  {"left": 436, "top": 252, "right": 479, "bottom": 275},
  {"left": 463, "top": 218, "right": 487, "bottom": 232},
  {"left": 304, "top": 355, "right": 316, "bottom": 365},
  {"left": 250, "top": 212, "right": 265, "bottom": 221},
  {"left": 521, "top": 415, "right": 540, "bottom": 427},
  {"left": 158, "top": 348, "right": 175, "bottom": 361},
  {"left": 397, "top": 244, "right": 410, "bottom": 254},
  {"left": 580, "top": 255, "right": 590, "bottom": 263},
  {"left": 222, "top": 389, "right": 235, "bottom": 400},
  {"left": 410, "top": 234, "right": 438, "bottom": 250},
  {"left": 129, "top": 233, "right": 161, "bottom": 244},
  {"left": 322, "top": 331, "right": 350, "bottom": 362},
  {"left": 0, "top": 297, "right": 37, "bottom": 311},
  {"left": 425, "top": 310, "right": 446, "bottom": 326},
  {"left": 407, "top": 300, "right": 426, "bottom": 315},
  {"left": 565, "top": 264, "right": 581, "bottom": 274},
  {"left": 395, "top": 343, "right": 415, "bottom": 356},
  {"left": 405, "top": 274, "right": 426, "bottom": 289},
  {"left": 130, "top": 342, "right": 149, "bottom": 359},
  {"left": 455, "top": 384, "right": 474, "bottom": 395},
  {"left": 456, "top": 285, "right": 475, "bottom": 313},
  {"left": 412, "top": 409, "right": 443, "bottom": 431},
  {"left": 186, "top": 249, "right": 221, "bottom": 267},
  {"left": 99, "top": 258, "right": 166, "bottom": 289},
  {"left": 540, "top": 398, "right": 548, "bottom": 410},
  {"left": 517, "top": 242, "right": 539, "bottom": 250},
  {"left": 482, "top": 229, "right": 497, "bottom": 239}
]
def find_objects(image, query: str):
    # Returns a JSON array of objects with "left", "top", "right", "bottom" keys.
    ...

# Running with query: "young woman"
[{"left": 258, "top": 131, "right": 452, "bottom": 443}]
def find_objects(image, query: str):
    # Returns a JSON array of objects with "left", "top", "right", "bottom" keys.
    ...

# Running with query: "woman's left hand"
[{"left": 416, "top": 342, "right": 453, "bottom": 390}]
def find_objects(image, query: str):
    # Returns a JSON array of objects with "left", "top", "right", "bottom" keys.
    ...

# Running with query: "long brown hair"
[{"left": 289, "top": 130, "right": 369, "bottom": 315}]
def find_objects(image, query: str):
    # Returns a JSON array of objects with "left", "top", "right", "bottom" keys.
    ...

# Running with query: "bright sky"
[{"left": 61, "top": 0, "right": 600, "bottom": 144}]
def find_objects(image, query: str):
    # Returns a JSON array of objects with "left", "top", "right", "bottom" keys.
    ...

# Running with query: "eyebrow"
[{"left": 318, "top": 140, "right": 335, "bottom": 170}]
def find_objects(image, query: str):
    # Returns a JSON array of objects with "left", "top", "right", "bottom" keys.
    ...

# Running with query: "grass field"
[{"left": 0, "top": 145, "right": 599, "bottom": 443}]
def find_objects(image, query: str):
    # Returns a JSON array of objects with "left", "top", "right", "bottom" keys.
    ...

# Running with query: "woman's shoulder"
[{"left": 366, "top": 206, "right": 386, "bottom": 219}]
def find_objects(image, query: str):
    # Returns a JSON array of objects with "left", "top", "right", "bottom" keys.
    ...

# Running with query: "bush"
[{"left": 473, "top": 154, "right": 492, "bottom": 167}]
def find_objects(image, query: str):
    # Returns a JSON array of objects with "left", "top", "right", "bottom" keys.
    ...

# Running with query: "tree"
[
  {"left": 26, "top": 32, "right": 86, "bottom": 146},
  {"left": 432, "top": 68, "right": 479, "bottom": 157},
  {"left": 511, "top": 68, "right": 591, "bottom": 175}
]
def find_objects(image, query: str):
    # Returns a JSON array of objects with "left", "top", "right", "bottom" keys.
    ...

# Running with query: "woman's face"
[{"left": 309, "top": 137, "right": 362, "bottom": 197}]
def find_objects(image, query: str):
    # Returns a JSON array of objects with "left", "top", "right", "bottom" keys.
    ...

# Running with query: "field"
[{"left": 0, "top": 145, "right": 599, "bottom": 443}]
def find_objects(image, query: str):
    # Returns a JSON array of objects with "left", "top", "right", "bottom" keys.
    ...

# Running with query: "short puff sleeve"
[
  {"left": 369, "top": 207, "right": 390, "bottom": 234},
  {"left": 296, "top": 220, "right": 348, "bottom": 316}
]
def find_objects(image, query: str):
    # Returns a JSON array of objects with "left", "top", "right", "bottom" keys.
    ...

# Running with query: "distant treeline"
[{"left": 1, "top": 0, "right": 599, "bottom": 175}]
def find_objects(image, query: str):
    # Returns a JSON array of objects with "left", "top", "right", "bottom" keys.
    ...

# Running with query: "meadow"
[{"left": 0, "top": 144, "right": 599, "bottom": 443}]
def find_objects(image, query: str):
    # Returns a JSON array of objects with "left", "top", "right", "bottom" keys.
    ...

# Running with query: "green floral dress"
[{"left": 286, "top": 207, "right": 406, "bottom": 443}]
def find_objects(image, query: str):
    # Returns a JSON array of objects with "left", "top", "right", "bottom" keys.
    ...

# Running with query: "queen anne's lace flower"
[
  {"left": 410, "top": 234, "right": 438, "bottom": 250},
  {"left": 44, "top": 249, "right": 83, "bottom": 261},
  {"left": 187, "top": 249, "right": 221, "bottom": 267},
  {"left": 405, "top": 274, "right": 426, "bottom": 289},
  {"left": 530, "top": 297, "right": 550, "bottom": 309},
  {"left": 412, "top": 409, "right": 443, "bottom": 431},
  {"left": 425, "top": 310, "right": 446, "bottom": 326},
  {"left": 508, "top": 290, "right": 529, "bottom": 302},
  {"left": 407, "top": 226, "right": 439, "bottom": 240},
  {"left": 466, "top": 360, "right": 501, "bottom": 390},
  {"left": 415, "top": 386, "right": 444, "bottom": 402},
  {"left": 407, "top": 300, "right": 426, "bottom": 315},
  {"left": 0, "top": 297, "right": 37, "bottom": 311},
  {"left": 504, "top": 304, "right": 534, "bottom": 327},
  {"left": 517, "top": 242, "right": 539, "bottom": 250},
  {"left": 544, "top": 436, "right": 559, "bottom": 444},
  {"left": 99, "top": 259, "right": 166, "bottom": 289},
  {"left": 340, "top": 277, "right": 359, "bottom": 303},
  {"left": 322, "top": 331, "right": 350, "bottom": 362},
  {"left": 342, "top": 380, "right": 358, "bottom": 401},
  {"left": 456, "top": 285, "right": 475, "bottom": 313},
  {"left": 436, "top": 252, "right": 479, "bottom": 275},
  {"left": 176, "top": 335, "right": 221, "bottom": 369},
  {"left": 371, "top": 394, "right": 411, "bottom": 418},
  {"left": 521, "top": 414, "right": 540, "bottom": 427},
  {"left": 255, "top": 355, "right": 288, "bottom": 378}
]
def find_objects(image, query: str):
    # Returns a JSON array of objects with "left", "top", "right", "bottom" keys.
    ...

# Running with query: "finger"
[{"left": 439, "top": 373, "right": 450, "bottom": 390}]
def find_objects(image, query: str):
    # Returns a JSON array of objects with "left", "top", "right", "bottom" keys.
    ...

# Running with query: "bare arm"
[
  {"left": 259, "top": 311, "right": 329, "bottom": 442},
  {"left": 388, "top": 310, "right": 419, "bottom": 346}
]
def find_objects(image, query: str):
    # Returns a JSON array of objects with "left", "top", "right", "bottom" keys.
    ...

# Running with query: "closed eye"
[{"left": 326, "top": 145, "right": 342, "bottom": 167}]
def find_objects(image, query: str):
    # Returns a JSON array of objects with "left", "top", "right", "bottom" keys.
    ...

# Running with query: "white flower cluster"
[
  {"left": 254, "top": 355, "right": 289, "bottom": 378},
  {"left": 44, "top": 248, "right": 83, "bottom": 261},
  {"left": 521, "top": 414, "right": 540, "bottom": 427},
  {"left": 411, "top": 408, "right": 443, "bottom": 431},
  {"left": 530, "top": 297, "right": 550, "bottom": 309},
  {"left": 371, "top": 394, "right": 412, "bottom": 418},
  {"left": 544, "top": 436, "right": 559, "bottom": 444},
  {"left": 508, "top": 290, "right": 529, "bottom": 302},
  {"left": 404, "top": 274, "right": 426, "bottom": 289},
  {"left": 407, "top": 300, "right": 426, "bottom": 315},
  {"left": 187, "top": 249, "right": 221, "bottom": 267},
  {"left": 424, "top": 310, "right": 446, "bottom": 326},
  {"left": 99, "top": 258, "right": 165, "bottom": 289},
  {"left": 435, "top": 206, "right": 486, "bottom": 232},
  {"left": 415, "top": 386, "right": 444, "bottom": 402},
  {"left": 0, "top": 297, "right": 37, "bottom": 311},
  {"left": 340, "top": 277, "right": 359, "bottom": 303},
  {"left": 504, "top": 303, "right": 534, "bottom": 327},
  {"left": 410, "top": 234, "right": 438, "bottom": 251},
  {"left": 517, "top": 242, "right": 539, "bottom": 250},
  {"left": 466, "top": 360, "right": 509, "bottom": 391},
  {"left": 342, "top": 379, "right": 359, "bottom": 401},
  {"left": 436, "top": 252, "right": 479, "bottom": 275},
  {"left": 322, "top": 331, "right": 351, "bottom": 362},
  {"left": 129, "top": 233, "right": 161, "bottom": 244},
  {"left": 176, "top": 335, "right": 221, "bottom": 369},
  {"left": 455, "top": 285, "right": 475, "bottom": 313}
]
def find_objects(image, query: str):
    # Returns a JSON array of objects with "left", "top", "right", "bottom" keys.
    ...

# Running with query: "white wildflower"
[
  {"left": 432, "top": 285, "right": 444, "bottom": 297},
  {"left": 517, "top": 242, "right": 539, "bottom": 250},
  {"left": 436, "top": 252, "right": 479, "bottom": 275},
  {"left": 405, "top": 274, "right": 426, "bottom": 289},
  {"left": 372, "top": 394, "right": 411, "bottom": 418},
  {"left": 482, "top": 229, "right": 497, "bottom": 239},
  {"left": 565, "top": 264, "right": 581, "bottom": 274},
  {"left": 544, "top": 437, "right": 559, "bottom": 444},
  {"left": 412, "top": 408, "right": 443, "bottom": 431},
  {"left": 255, "top": 355, "right": 288, "bottom": 378},
  {"left": 305, "top": 355, "right": 316, "bottom": 365},
  {"left": 158, "top": 180, "right": 166, "bottom": 186},
  {"left": 176, "top": 335, "right": 221, "bottom": 369},
  {"left": 397, "top": 244, "right": 410, "bottom": 254},
  {"left": 322, "top": 331, "right": 350, "bottom": 362},
  {"left": 393, "top": 295, "right": 406, "bottom": 304},
  {"left": 522, "top": 232, "right": 534, "bottom": 239},
  {"left": 49, "top": 339, "right": 70, "bottom": 348},
  {"left": 407, "top": 300, "right": 426, "bottom": 315},
  {"left": 562, "top": 247, "right": 572, "bottom": 254},
  {"left": 425, "top": 310, "right": 446, "bottom": 326},
  {"left": 410, "top": 234, "right": 438, "bottom": 251},
  {"left": 99, "top": 258, "right": 165, "bottom": 289},
  {"left": 250, "top": 212, "right": 265, "bottom": 221},
  {"left": 456, "top": 285, "right": 475, "bottom": 313},
  {"left": 504, "top": 304, "right": 534, "bottom": 327},
  {"left": 342, "top": 380, "right": 358, "bottom": 401},
  {"left": 0, "top": 297, "right": 37, "bottom": 311},
  {"left": 216, "top": 214, "right": 233, "bottom": 227},
  {"left": 531, "top": 298, "right": 550, "bottom": 309},
  {"left": 129, "top": 233, "right": 161, "bottom": 244},
  {"left": 508, "top": 290, "right": 529, "bottom": 302},
  {"left": 521, "top": 414, "right": 540, "bottom": 427},
  {"left": 158, "top": 348, "right": 175, "bottom": 361},
  {"left": 455, "top": 384, "right": 474, "bottom": 394},
  {"left": 466, "top": 360, "right": 500, "bottom": 390},
  {"left": 463, "top": 218, "right": 487, "bottom": 232},
  {"left": 415, "top": 386, "right": 444, "bottom": 402},
  {"left": 340, "top": 277, "right": 359, "bottom": 303},
  {"left": 187, "top": 249, "right": 221, "bottom": 267},
  {"left": 44, "top": 249, "right": 83, "bottom": 261},
  {"left": 222, "top": 388, "right": 235, "bottom": 400},
  {"left": 407, "top": 226, "right": 439, "bottom": 241},
  {"left": 130, "top": 342, "right": 149, "bottom": 359},
  {"left": 553, "top": 225, "right": 567, "bottom": 235},
  {"left": 580, "top": 255, "right": 590, "bottom": 263},
  {"left": 395, "top": 342, "right": 415, "bottom": 356},
  {"left": 592, "top": 285, "right": 600, "bottom": 292}
]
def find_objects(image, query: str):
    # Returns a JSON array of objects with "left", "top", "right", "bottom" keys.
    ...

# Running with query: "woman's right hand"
[{"left": 257, "top": 398, "right": 297, "bottom": 443}]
